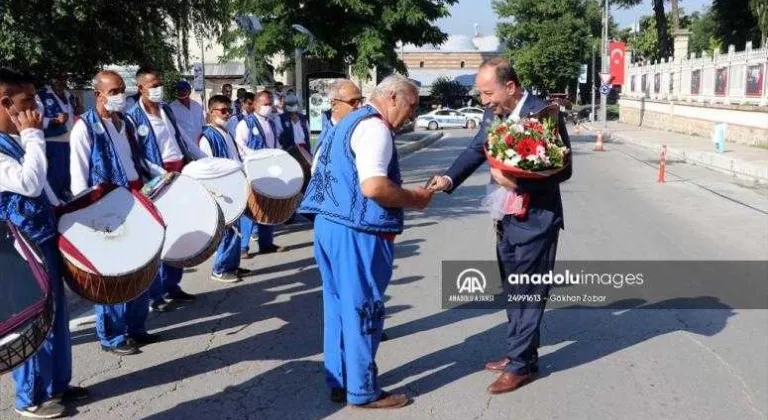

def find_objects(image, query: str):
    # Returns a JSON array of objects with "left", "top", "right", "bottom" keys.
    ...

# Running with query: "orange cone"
[
  {"left": 594, "top": 131, "right": 605, "bottom": 151},
  {"left": 657, "top": 145, "right": 667, "bottom": 183}
]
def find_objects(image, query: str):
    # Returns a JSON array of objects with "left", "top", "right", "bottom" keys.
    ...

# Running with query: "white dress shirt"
[
  {"left": 69, "top": 116, "right": 140, "bottom": 196},
  {"left": 200, "top": 125, "right": 241, "bottom": 162},
  {"left": 138, "top": 100, "right": 205, "bottom": 162},
  {"left": 310, "top": 106, "right": 393, "bottom": 184},
  {"left": 36, "top": 86, "right": 75, "bottom": 143},
  {"left": 169, "top": 99, "right": 205, "bottom": 147},
  {"left": 291, "top": 119, "right": 307, "bottom": 146},
  {"left": 0, "top": 128, "right": 59, "bottom": 204},
  {"left": 234, "top": 114, "right": 279, "bottom": 156}
]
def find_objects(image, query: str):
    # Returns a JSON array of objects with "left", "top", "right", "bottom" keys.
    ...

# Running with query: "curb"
[
  {"left": 396, "top": 132, "right": 445, "bottom": 157},
  {"left": 582, "top": 123, "right": 768, "bottom": 184}
]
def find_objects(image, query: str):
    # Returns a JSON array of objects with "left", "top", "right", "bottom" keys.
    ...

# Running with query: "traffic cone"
[
  {"left": 657, "top": 145, "right": 667, "bottom": 183},
  {"left": 594, "top": 131, "right": 605, "bottom": 151}
]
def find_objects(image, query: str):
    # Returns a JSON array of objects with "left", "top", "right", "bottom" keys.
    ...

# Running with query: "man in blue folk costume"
[
  {"left": 127, "top": 66, "right": 203, "bottom": 313},
  {"left": 36, "top": 72, "right": 77, "bottom": 200},
  {"left": 234, "top": 90, "right": 286, "bottom": 259},
  {"left": 198, "top": 94, "right": 253, "bottom": 283},
  {"left": 0, "top": 67, "right": 88, "bottom": 419},
  {"left": 299, "top": 75, "right": 433, "bottom": 409},
  {"left": 69, "top": 70, "right": 161, "bottom": 358}
]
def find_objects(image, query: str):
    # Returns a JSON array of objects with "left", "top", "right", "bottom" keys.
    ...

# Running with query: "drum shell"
[
  {"left": 246, "top": 190, "right": 301, "bottom": 226},
  {"left": 62, "top": 253, "right": 161, "bottom": 304},
  {"left": 162, "top": 205, "right": 224, "bottom": 269},
  {"left": 285, "top": 146, "right": 312, "bottom": 194}
]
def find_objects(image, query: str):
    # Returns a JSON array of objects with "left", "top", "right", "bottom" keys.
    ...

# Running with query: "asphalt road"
[{"left": 2, "top": 127, "right": 767, "bottom": 420}]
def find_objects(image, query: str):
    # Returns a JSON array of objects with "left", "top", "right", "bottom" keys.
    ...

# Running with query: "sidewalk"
[{"left": 582, "top": 121, "right": 768, "bottom": 183}]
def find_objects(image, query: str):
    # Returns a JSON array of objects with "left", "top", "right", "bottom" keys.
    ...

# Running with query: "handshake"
[{"left": 405, "top": 175, "right": 453, "bottom": 211}]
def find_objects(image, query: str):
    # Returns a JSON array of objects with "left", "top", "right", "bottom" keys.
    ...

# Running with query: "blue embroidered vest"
[
  {"left": 201, "top": 125, "right": 233, "bottom": 159},
  {"left": 244, "top": 115, "right": 277, "bottom": 150},
  {"left": 81, "top": 109, "right": 149, "bottom": 188},
  {"left": 298, "top": 105, "right": 403, "bottom": 234},
  {"left": 127, "top": 102, "right": 193, "bottom": 166},
  {"left": 38, "top": 89, "right": 73, "bottom": 138},
  {"left": 278, "top": 113, "right": 308, "bottom": 151},
  {"left": 0, "top": 133, "right": 57, "bottom": 244}
]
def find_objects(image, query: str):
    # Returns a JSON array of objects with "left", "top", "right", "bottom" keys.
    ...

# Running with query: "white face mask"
[
  {"left": 213, "top": 116, "right": 228, "bottom": 127},
  {"left": 285, "top": 105, "right": 299, "bottom": 113},
  {"left": 104, "top": 93, "right": 126, "bottom": 112},
  {"left": 257, "top": 105, "right": 272, "bottom": 117},
  {"left": 147, "top": 86, "right": 164, "bottom": 103}
]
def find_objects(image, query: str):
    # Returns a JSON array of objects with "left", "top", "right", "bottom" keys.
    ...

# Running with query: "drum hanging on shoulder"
[
  {"left": 182, "top": 157, "right": 249, "bottom": 227},
  {"left": 0, "top": 222, "right": 53, "bottom": 375},
  {"left": 58, "top": 184, "right": 166, "bottom": 304},
  {"left": 243, "top": 149, "right": 304, "bottom": 225},
  {"left": 142, "top": 172, "right": 224, "bottom": 268}
]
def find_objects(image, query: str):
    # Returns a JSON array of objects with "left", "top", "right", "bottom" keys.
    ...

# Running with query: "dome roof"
[
  {"left": 472, "top": 35, "right": 501, "bottom": 52},
  {"left": 442, "top": 35, "right": 477, "bottom": 51}
]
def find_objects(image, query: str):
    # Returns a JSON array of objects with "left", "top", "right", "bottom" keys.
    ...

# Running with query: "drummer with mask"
[
  {"left": 234, "top": 90, "right": 286, "bottom": 259},
  {"left": 0, "top": 67, "right": 89, "bottom": 419},
  {"left": 69, "top": 70, "right": 161, "bottom": 357},
  {"left": 199, "top": 94, "right": 253, "bottom": 283},
  {"left": 127, "top": 65, "right": 204, "bottom": 313}
]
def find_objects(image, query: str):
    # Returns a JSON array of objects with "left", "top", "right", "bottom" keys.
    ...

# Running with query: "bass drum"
[{"left": 0, "top": 222, "right": 52, "bottom": 375}]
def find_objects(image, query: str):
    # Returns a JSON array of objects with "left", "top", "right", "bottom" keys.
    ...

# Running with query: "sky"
[{"left": 436, "top": 0, "right": 713, "bottom": 36}]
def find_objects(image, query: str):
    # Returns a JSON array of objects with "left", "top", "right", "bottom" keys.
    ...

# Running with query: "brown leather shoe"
[
  {"left": 487, "top": 372, "right": 534, "bottom": 394},
  {"left": 352, "top": 392, "right": 410, "bottom": 409},
  {"left": 485, "top": 357, "right": 511, "bottom": 372}
]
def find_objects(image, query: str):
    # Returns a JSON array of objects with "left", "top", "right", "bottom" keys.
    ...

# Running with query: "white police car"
[
  {"left": 415, "top": 109, "right": 470, "bottom": 130},
  {"left": 457, "top": 107, "right": 484, "bottom": 129}
]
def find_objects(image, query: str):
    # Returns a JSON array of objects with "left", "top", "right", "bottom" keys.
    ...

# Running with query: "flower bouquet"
[
  {"left": 483, "top": 104, "right": 570, "bottom": 179},
  {"left": 481, "top": 104, "right": 570, "bottom": 219}
]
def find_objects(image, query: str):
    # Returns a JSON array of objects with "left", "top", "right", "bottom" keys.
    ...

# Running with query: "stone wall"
[
  {"left": 619, "top": 98, "right": 768, "bottom": 147},
  {"left": 402, "top": 52, "right": 496, "bottom": 69}
]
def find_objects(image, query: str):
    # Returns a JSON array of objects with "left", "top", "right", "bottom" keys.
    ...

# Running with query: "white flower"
[
  {"left": 504, "top": 149, "right": 518, "bottom": 158},
  {"left": 505, "top": 155, "right": 521, "bottom": 166},
  {"left": 536, "top": 145, "right": 546, "bottom": 157},
  {"left": 525, "top": 154, "right": 540, "bottom": 163},
  {"left": 509, "top": 124, "right": 525, "bottom": 133}
]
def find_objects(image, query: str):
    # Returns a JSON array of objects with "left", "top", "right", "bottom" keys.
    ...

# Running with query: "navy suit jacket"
[{"left": 443, "top": 94, "right": 572, "bottom": 245}]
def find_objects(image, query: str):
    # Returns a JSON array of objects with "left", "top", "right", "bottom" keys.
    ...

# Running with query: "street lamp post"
[
  {"left": 591, "top": 44, "right": 596, "bottom": 122},
  {"left": 292, "top": 24, "right": 315, "bottom": 115}
]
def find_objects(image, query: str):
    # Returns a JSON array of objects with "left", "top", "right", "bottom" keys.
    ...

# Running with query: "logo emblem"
[
  {"left": 45, "top": 98, "right": 54, "bottom": 106},
  {"left": 93, "top": 122, "right": 105, "bottom": 135},
  {"left": 252, "top": 127, "right": 259, "bottom": 136},
  {"left": 138, "top": 124, "right": 150, "bottom": 137},
  {"left": 456, "top": 268, "right": 487, "bottom": 294}
]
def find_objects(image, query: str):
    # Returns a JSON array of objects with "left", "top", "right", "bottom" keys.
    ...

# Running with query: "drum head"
[
  {"left": 244, "top": 149, "right": 304, "bottom": 199},
  {"left": 150, "top": 174, "right": 221, "bottom": 263},
  {"left": 58, "top": 188, "right": 165, "bottom": 276},
  {"left": 183, "top": 158, "right": 249, "bottom": 226},
  {"left": 0, "top": 224, "right": 45, "bottom": 327}
]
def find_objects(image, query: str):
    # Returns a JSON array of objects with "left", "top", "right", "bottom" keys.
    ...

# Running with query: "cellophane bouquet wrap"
[{"left": 481, "top": 105, "right": 570, "bottom": 219}]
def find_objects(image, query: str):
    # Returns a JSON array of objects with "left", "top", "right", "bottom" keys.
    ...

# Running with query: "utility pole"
[{"left": 600, "top": 0, "right": 609, "bottom": 128}]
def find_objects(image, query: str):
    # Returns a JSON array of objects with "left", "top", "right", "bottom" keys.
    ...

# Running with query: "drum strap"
[{"left": 163, "top": 160, "right": 185, "bottom": 173}]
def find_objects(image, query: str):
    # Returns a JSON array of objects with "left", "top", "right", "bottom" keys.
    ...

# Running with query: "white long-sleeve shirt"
[
  {"left": 69, "top": 116, "right": 140, "bottom": 196},
  {"left": 234, "top": 114, "right": 279, "bottom": 157},
  {"left": 36, "top": 86, "right": 75, "bottom": 143},
  {"left": 169, "top": 99, "right": 205, "bottom": 148},
  {"left": 200, "top": 125, "right": 241, "bottom": 162},
  {"left": 139, "top": 100, "right": 204, "bottom": 162},
  {"left": 0, "top": 128, "right": 59, "bottom": 204}
]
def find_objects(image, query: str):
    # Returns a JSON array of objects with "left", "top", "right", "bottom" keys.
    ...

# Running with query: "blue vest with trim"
[
  {"left": 38, "top": 89, "right": 73, "bottom": 138},
  {"left": 0, "top": 133, "right": 57, "bottom": 244},
  {"left": 278, "top": 113, "right": 308, "bottom": 151},
  {"left": 81, "top": 109, "right": 148, "bottom": 188},
  {"left": 244, "top": 115, "right": 277, "bottom": 150},
  {"left": 127, "top": 102, "right": 193, "bottom": 166},
  {"left": 201, "top": 125, "right": 232, "bottom": 159},
  {"left": 298, "top": 105, "right": 403, "bottom": 234}
]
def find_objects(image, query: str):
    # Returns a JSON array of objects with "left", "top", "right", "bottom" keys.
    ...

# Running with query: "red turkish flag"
[{"left": 609, "top": 41, "right": 626, "bottom": 86}]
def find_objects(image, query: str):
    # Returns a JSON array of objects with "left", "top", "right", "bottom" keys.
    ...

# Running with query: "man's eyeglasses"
[
  {"left": 333, "top": 97, "right": 365, "bottom": 107},
  {"left": 211, "top": 107, "right": 232, "bottom": 115}
]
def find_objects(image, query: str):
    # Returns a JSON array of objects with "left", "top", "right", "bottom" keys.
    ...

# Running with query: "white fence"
[{"left": 623, "top": 42, "right": 768, "bottom": 107}]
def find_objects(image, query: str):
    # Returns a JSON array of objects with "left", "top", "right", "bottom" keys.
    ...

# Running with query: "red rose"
[
  {"left": 495, "top": 125, "right": 508, "bottom": 135},
  {"left": 515, "top": 138, "right": 538, "bottom": 157},
  {"left": 504, "top": 134, "right": 515, "bottom": 147},
  {"left": 525, "top": 121, "right": 545, "bottom": 133}
]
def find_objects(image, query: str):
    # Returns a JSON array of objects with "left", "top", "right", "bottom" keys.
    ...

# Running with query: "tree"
[
  {"left": 712, "top": 0, "right": 761, "bottom": 49},
  {"left": 221, "top": 0, "right": 457, "bottom": 80},
  {"left": 751, "top": 0, "right": 768, "bottom": 47},
  {"left": 0, "top": 0, "right": 228, "bottom": 85},
  {"left": 430, "top": 76, "right": 468, "bottom": 107},
  {"left": 688, "top": 8, "right": 721, "bottom": 55},
  {"left": 494, "top": 0, "right": 601, "bottom": 95},
  {"left": 613, "top": 0, "right": 671, "bottom": 58}
]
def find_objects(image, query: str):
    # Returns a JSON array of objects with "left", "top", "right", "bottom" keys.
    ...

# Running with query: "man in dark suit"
[{"left": 428, "top": 57, "right": 572, "bottom": 394}]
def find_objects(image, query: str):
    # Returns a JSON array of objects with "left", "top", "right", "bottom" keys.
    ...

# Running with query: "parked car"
[
  {"left": 415, "top": 109, "right": 470, "bottom": 130},
  {"left": 457, "top": 106, "right": 484, "bottom": 128}
]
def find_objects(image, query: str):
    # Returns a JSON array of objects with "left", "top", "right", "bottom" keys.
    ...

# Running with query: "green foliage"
[
  {"left": 712, "top": 0, "right": 761, "bottom": 48},
  {"left": 494, "top": 0, "right": 601, "bottom": 94},
  {"left": 430, "top": 76, "right": 468, "bottom": 107},
  {"left": 0, "top": 0, "right": 228, "bottom": 85},
  {"left": 222, "top": 0, "right": 457, "bottom": 80},
  {"left": 751, "top": 0, "right": 768, "bottom": 46},
  {"left": 688, "top": 8, "right": 721, "bottom": 55}
]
